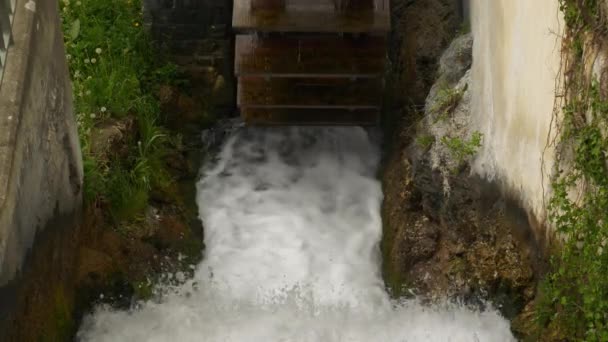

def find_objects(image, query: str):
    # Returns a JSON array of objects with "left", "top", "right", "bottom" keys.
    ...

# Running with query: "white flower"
[
  {"left": 74, "top": 70, "right": 81, "bottom": 78},
  {"left": 90, "top": 113, "right": 96, "bottom": 119},
  {"left": 91, "top": 58, "right": 97, "bottom": 64},
  {"left": 84, "top": 58, "right": 90, "bottom": 64},
  {"left": 66, "top": 54, "right": 72, "bottom": 60},
  {"left": 95, "top": 48, "right": 102, "bottom": 54},
  {"left": 100, "top": 107, "right": 107, "bottom": 112},
  {"left": 85, "top": 90, "right": 91, "bottom": 95},
  {"left": 78, "top": 91, "right": 83, "bottom": 97},
  {"left": 598, "top": 247, "right": 604, "bottom": 256},
  {"left": 86, "top": 76, "right": 92, "bottom": 80}
]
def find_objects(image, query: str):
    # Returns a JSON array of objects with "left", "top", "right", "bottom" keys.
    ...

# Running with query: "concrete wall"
[
  {"left": 470, "top": 0, "right": 562, "bottom": 232},
  {"left": 0, "top": 0, "right": 83, "bottom": 286}
]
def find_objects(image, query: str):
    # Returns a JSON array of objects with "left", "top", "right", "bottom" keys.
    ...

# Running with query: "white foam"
[{"left": 78, "top": 127, "right": 514, "bottom": 342}]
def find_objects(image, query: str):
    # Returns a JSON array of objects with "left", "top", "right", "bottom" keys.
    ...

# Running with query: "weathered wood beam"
[
  {"left": 235, "top": 35, "right": 386, "bottom": 77},
  {"left": 238, "top": 77, "right": 383, "bottom": 107},
  {"left": 334, "top": 0, "right": 374, "bottom": 11},
  {"left": 251, "top": 0, "right": 285, "bottom": 10},
  {"left": 241, "top": 108, "right": 380, "bottom": 126}
]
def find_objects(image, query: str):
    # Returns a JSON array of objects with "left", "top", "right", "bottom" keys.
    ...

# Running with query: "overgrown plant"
[
  {"left": 59, "top": 0, "right": 176, "bottom": 221},
  {"left": 535, "top": 1, "right": 608, "bottom": 340},
  {"left": 431, "top": 84, "right": 467, "bottom": 122},
  {"left": 441, "top": 131, "right": 483, "bottom": 166}
]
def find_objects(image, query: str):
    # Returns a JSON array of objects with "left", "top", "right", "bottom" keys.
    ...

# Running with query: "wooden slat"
[
  {"left": 251, "top": 0, "right": 285, "bottom": 10},
  {"left": 238, "top": 76, "right": 383, "bottom": 107},
  {"left": 241, "top": 107, "right": 380, "bottom": 125},
  {"left": 233, "top": 0, "right": 390, "bottom": 33},
  {"left": 235, "top": 35, "right": 386, "bottom": 76}
]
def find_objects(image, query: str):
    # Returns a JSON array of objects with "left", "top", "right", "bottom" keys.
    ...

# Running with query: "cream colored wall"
[{"left": 470, "top": 0, "right": 563, "bottom": 222}]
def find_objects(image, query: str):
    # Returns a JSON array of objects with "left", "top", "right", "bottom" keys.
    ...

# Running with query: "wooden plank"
[
  {"left": 238, "top": 76, "right": 383, "bottom": 107},
  {"left": 233, "top": 0, "right": 390, "bottom": 33},
  {"left": 235, "top": 35, "right": 386, "bottom": 76},
  {"left": 241, "top": 107, "right": 380, "bottom": 125},
  {"left": 251, "top": 0, "right": 285, "bottom": 10},
  {"left": 251, "top": 0, "right": 377, "bottom": 12}
]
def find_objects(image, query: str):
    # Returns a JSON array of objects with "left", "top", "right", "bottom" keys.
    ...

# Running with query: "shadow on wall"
[{"left": 0, "top": 0, "right": 83, "bottom": 338}]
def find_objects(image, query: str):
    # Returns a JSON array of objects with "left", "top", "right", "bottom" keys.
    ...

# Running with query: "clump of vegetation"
[
  {"left": 416, "top": 134, "right": 436, "bottom": 149},
  {"left": 431, "top": 84, "right": 467, "bottom": 122},
  {"left": 60, "top": 0, "right": 178, "bottom": 222},
  {"left": 441, "top": 131, "right": 483, "bottom": 165},
  {"left": 534, "top": 1, "right": 608, "bottom": 340}
]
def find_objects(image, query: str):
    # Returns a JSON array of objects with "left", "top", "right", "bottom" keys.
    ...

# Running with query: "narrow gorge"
[{"left": 1, "top": 0, "right": 607, "bottom": 341}]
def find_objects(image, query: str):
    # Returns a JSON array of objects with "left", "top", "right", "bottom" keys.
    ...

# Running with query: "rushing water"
[{"left": 79, "top": 127, "right": 514, "bottom": 342}]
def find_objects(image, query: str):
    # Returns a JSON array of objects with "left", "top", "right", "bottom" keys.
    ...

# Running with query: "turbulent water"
[
  {"left": 470, "top": 0, "right": 563, "bottom": 220},
  {"left": 79, "top": 127, "right": 514, "bottom": 342}
]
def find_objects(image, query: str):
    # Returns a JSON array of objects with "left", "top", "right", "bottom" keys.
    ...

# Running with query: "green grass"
[
  {"left": 60, "top": 0, "right": 177, "bottom": 222},
  {"left": 441, "top": 131, "right": 483, "bottom": 166},
  {"left": 416, "top": 135, "right": 435, "bottom": 149},
  {"left": 431, "top": 85, "right": 466, "bottom": 122}
]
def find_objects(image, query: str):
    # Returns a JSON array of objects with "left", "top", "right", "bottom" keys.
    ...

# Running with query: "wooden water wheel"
[{"left": 233, "top": 0, "right": 390, "bottom": 125}]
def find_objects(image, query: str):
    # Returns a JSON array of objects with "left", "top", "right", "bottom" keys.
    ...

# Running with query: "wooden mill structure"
[{"left": 233, "top": 0, "right": 390, "bottom": 125}]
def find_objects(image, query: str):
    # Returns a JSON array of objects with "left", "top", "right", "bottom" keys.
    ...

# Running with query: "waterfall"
[
  {"left": 470, "top": 0, "right": 563, "bottom": 221},
  {"left": 78, "top": 127, "right": 514, "bottom": 342}
]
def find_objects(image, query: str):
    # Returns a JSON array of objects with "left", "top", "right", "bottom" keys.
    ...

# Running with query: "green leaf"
[{"left": 69, "top": 19, "right": 81, "bottom": 41}]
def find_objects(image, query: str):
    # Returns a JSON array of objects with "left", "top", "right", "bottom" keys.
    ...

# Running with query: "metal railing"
[{"left": 0, "top": 0, "right": 16, "bottom": 84}]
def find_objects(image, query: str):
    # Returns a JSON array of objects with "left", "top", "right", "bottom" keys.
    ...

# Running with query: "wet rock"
[
  {"left": 200, "top": 118, "right": 244, "bottom": 153},
  {"left": 76, "top": 248, "right": 116, "bottom": 285},
  {"left": 154, "top": 214, "right": 189, "bottom": 250},
  {"left": 89, "top": 118, "right": 135, "bottom": 162},
  {"left": 212, "top": 75, "right": 226, "bottom": 96},
  {"left": 389, "top": 0, "right": 463, "bottom": 104},
  {"left": 158, "top": 84, "right": 177, "bottom": 107},
  {"left": 382, "top": 31, "right": 536, "bottom": 326},
  {"left": 392, "top": 215, "right": 439, "bottom": 269},
  {"left": 436, "top": 34, "right": 473, "bottom": 85}
]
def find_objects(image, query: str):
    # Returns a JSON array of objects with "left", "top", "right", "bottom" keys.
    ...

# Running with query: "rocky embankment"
[{"left": 382, "top": 2, "right": 542, "bottom": 338}]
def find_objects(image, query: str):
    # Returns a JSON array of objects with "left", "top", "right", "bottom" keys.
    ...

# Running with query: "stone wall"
[
  {"left": 144, "top": 0, "right": 235, "bottom": 115},
  {"left": 0, "top": 0, "right": 82, "bottom": 289}
]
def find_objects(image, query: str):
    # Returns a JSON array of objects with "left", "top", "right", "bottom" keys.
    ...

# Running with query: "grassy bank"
[
  {"left": 60, "top": 0, "right": 181, "bottom": 221},
  {"left": 52, "top": 0, "right": 211, "bottom": 338},
  {"left": 534, "top": 1, "right": 608, "bottom": 340}
]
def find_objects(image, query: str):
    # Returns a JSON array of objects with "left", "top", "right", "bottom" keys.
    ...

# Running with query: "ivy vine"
[{"left": 535, "top": 1, "right": 608, "bottom": 340}]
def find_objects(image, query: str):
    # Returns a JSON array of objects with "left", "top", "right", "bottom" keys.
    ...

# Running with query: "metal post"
[{"left": 0, "top": 0, "right": 15, "bottom": 83}]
